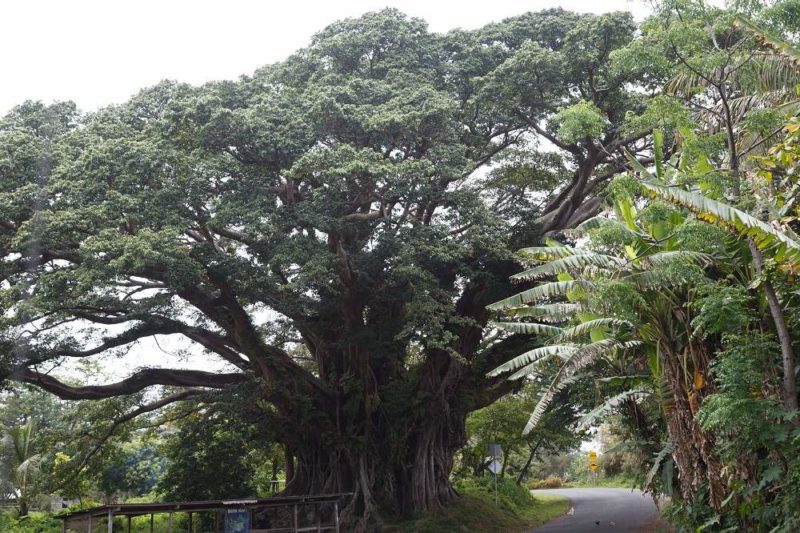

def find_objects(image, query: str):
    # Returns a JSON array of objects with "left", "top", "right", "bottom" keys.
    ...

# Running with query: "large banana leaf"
[
  {"left": 734, "top": 16, "right": 800, "bottom": 67},
  {"left": 523, "top": 339, "right": 642, "bottom": 434},
  {"left": 511, "top": 253, "right": 624, "bottom": 282},
  {"left": 487, "top": 344, "right": 577, "bottom": 377},
  {"left": 641, "top": 181, "right": 800, "bottom": 266},
  {"left": 487, "top": 280, "right": 590, "bottom": 310},
  {"left": 577, "top": 388, "right": 650, "bottom": 431},
  {"left": 556, "top": 318, "right": 634, "bottom": 341},
  {"left": 491, "top": 321, "right": 562, "bottom": 336}
]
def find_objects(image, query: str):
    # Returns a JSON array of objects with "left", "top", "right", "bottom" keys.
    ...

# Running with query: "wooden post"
[
  {"left": 293, "top": 504, "right": 298, "bottom": 532},
  {"left": 168, "top": 512, "right": 173, "bottom": 533},
  {"left": 126, "top": 515, "right": 131, "bottom": 533},
  {"left": 316, "top": 502, "right": 321, "bottom": 533},
  {"left": 150, "top": 514, "right": 154, "bottom": 533},
  {"left": 62, "top": 518, "right": 67, "bottom": 533},
  {"left": 334, "top": 501, "right": 340, "bottom": 533},
  {"left": 188, "top": 512, "right": 192, "bottom": 533},
  {"left": 108, "top": 509, "right": 113, "bottom": 533},
  {"left": 88, "top": 514, "right": 93, "bottom": 533}
]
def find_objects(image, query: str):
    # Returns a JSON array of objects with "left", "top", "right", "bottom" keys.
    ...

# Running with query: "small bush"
[
  {"left": 0, "top": 511, "right": 62, "bottom": 533},
  {"left": 528, "top": 476, "right": 565, "bottom": 490}
]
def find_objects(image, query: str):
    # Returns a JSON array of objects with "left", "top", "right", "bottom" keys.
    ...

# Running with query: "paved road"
[{"left": 529, "top": 488, "right": 660, "bottom": 532}]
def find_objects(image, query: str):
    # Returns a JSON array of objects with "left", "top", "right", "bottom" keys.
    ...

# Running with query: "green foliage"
[
  {"left": 0, "top": 511, "right": 60, "bottom": 533},
  {"left": 156, "top": 411, "right": 259, "bottom": 501},
  {"left": 98, "top": 439, "right": 165, "bottom": 499},
  {"left": 527, "top": 475, "right": 566, "bottom": 489},
  {"left": 458, "top": 389, "right": 583, "bottom": 485},
  {"left": 5, "top": 2, "right": 800, "bottom": 529},
  {"left": 453, "top": 476, "right": 534, "bottom": 516},
  {"left": 552, "top": 100, "right": 608, "bottom": 143},
  {"left": 697, "top": 335, "right": 787, "bottom": 450}
]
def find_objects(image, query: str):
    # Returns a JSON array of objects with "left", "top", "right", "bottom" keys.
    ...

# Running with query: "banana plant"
[{"left": 488, "top": 179, "right": 735, "bottom": 504}]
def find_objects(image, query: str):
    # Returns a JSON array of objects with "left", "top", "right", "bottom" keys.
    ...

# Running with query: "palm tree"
[{"left": 2, "top": 421, "right": 41, "bottom": 516}]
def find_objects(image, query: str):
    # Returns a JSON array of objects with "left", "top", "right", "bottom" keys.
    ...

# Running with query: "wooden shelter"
[{"left": 58, "top": 493, "right": 350, "bottom": 533}]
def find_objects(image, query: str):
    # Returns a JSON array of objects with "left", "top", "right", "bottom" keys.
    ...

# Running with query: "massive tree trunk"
[
  {"left": 283, "top": 422, "right": 464, "bottom": 530},
  {"left": 280, "top": 369, "right": 469, "bottom": 528}
]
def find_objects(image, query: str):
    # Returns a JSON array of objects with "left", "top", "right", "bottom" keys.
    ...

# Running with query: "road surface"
[{"left": 529, "top": 488, "right": 662, "bottom": 532}]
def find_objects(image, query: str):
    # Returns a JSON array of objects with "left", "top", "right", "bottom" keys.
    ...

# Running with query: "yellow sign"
[{"left": 588, "top": 450, "right": 598, "bottom": 472}]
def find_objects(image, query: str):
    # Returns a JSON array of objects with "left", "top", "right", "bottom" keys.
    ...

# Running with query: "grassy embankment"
[{"left": 388, "top": 478, "right": 569, "bottom": 532}]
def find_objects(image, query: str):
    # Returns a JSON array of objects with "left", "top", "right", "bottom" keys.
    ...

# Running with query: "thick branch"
[
  {"left": 16, "top": 367, "right": 247, "bottom": 400},
  {"left": 69, "top": 390, "right": 209, "bottom": 477}
]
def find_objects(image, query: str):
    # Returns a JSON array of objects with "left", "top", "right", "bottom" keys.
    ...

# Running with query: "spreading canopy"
[{"left": 0, "top": 7, "right": 658, "bottom": 519}]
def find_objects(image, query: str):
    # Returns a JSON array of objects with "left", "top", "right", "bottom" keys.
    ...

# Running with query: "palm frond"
[
  {"left": 517, "top": 246, "right": 578, "bottom": 261},
  {"left": 596, "top": 374, "right": 652, "bottom": 387},
  {"left": 640, "top": 180, "right": 800, "bottom": 266},
  {"left": 487, "top": 345, "right": 577, "bottom": 377},
  {"left": 523, "top": 339, "right": 641, "bottom": 434},
  {"left": 511, "top": 253, "right": 624, "bottom": 282},
  {"left": 487, "top": 280, "right": 588, "bottom": 310},
  {"left": 734, "top": 16, "right": 800, "bottom": 67},
  {"left": 577, "top": 388, "right": 650, "bottom": 431},
  {"left": 507, "top": 303, "right": 580, "bottom": 321},
  {"left": 665, "top": 70, "right": 711, "bottom": 96},
  {"left": 491, "top": 321, "right": 563, "bottom": 336},
  {"left": 643, "top": 442, "right": 674, "bottom": 492},
  {"left": 524, "top": 374, "right": 581, "bottom": 435},
  {"left": 555, "top": 318, "right": 634, "bottom": 341}
]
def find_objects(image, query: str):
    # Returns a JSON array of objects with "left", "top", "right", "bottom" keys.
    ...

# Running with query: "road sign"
[
  {"left": 588, "top": 450, "right": 599, "bottom": 473},
  {"left": 489, "top": 443, "right": 502, "bottom": 457},
  {"left": 488, "top": 460, "right": 502, "bottom": 475}
]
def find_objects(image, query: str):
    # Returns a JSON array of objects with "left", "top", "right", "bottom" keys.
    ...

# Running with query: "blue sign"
[{"left": 225, "top": 509, "right": 250, "bottom": 533}]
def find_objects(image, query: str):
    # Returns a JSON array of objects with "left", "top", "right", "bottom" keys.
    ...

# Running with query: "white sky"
[
  {"left": 0, "top": 0, "right": 652, "bottom": 116},
  {"left": 3, "top": 0, "right": 654, "bottom": 381}
]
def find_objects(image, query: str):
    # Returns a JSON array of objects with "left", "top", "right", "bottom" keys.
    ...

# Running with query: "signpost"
[
  {"left": 588, "top": 450, "right": 599, "bottom": 483},
  {"left": 488, "top": 443, "right": 502, "bottom": 505}
]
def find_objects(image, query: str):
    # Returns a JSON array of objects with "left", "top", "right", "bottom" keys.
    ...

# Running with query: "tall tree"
[{"left": 0, "top": 9, "right": 653, "bottom": 525}]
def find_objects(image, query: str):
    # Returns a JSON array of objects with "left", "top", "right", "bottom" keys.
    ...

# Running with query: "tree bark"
[
  {"left": 661, "top": 345, "right": 724, "bottom": 511},
  {"left": 749, "top": 241, "right": 798, "bottom": 412},
  {"left": 516, "top": 438, "right": 543, "bottom": 486},
  {"left": 282, "top": 403, "right": 464, "bottom": 530}
]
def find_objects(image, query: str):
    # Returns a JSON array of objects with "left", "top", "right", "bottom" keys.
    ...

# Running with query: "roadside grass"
[
  {"left": 386, "top": 488, "right": 569, "bottom": 532},
  {"left": 568, "top": 474, "right": 639, "bottom": 489}
]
